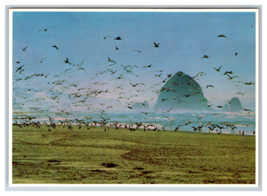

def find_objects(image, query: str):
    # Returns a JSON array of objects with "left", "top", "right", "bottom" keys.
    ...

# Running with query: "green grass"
[{"left": 12, "top": 125, "right": 255, "bottom": 184}]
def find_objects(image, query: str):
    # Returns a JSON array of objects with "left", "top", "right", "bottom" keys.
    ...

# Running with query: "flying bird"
[
  {"left": 224, "top": 71, "right": 233, "bottom": 75},
  {"left": 20, "top": 47, "right": 27, "bottom": 51},
  {"left": 206, "top": 85, "right": 214, "bottom": 89},
  {"left": 115, "top": 46, "right": 119, "bottom": 50},
  {"left": 114, "top": 74, "right": 124, "bottom": 80},
  {"left": 131, "top": 50, "right": 141, "bottom": 53},
  {"left": 244, "top": 82, "right": 255, "bottom": 85},
  {"left": 214, "top": 66, "right": 222, "bottom": 72},
  {"left": 114, "top": 36, "right": 121, "bottom": 40},
  {"left": 107, "top": 57, "right": 116, "bottom": 64},
  {"left": 235, "top": 53, "right": 238, "bottom": 56},
  {"left": 243, "top": 108, "right": 251, "bottom": 112},
  {"left": 103, "top": 36, "right": 112, "bottom": 39},
  {"left": 201, "top": 55, "right": 210, "bottom": 59},
  {"left": 15, "top": 65, "right": 24, "bottom": 73},
  {"left": 226, "top": 74, "right": 238, "bottom": 80},
  {"left": 154, "top": 42, "right": 160, "bottom": 48},
  {"left": 39, "top": 57, "right": 47, "bottom": 63},
  {"left": 218, "top": 35, "right": 227, "bottom": 38},
  {"left": 143, "top": 64, "right": 153, "bottom": 68},
  {"left": 52, "top": 45, "right": 58, "bottom": 50},
  {"left": 37, "top": 26, "right": 54, "bottom": 33},
  {"left": 64, "top": 58, "right": 71, "bottom": 65}
]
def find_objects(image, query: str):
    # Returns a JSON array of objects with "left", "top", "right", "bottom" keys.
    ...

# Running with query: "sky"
[{"left": 12, "top": 10, "right": 256, "bottom": 113}]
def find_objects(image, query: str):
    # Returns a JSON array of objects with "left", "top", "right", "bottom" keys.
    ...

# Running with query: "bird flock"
[{"left": 13, "top": 29, "right": 255, "bottom": 135}]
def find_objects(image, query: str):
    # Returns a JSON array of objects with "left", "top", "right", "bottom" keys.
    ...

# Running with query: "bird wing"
[{"left": 37, "top": 29, "right": 43, "bottom": 33}]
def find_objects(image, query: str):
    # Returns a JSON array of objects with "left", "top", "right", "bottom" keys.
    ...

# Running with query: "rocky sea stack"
[
  {"left": 153, "top": 71, "right": 212, "bottom": 111},
  {"left": 222, "top": 97, "right": 243, "bottom": 112}
]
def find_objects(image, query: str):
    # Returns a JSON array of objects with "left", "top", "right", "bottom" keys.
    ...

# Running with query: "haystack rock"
[
  {"left": 153, "top": 71, "right": 212, "bottom": 111},
  {"left": 222, "top": 97, "right": 243, "bottom": 112}
]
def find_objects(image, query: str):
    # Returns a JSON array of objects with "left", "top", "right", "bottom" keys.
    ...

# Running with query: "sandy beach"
[{"left": 12, "top": 125, "right": 255, "bottom": 184}]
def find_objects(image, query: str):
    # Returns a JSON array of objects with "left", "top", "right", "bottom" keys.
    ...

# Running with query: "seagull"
[
  {"left": 20, "top": 47, "right": 27, "bottom": 51},
  {"left": 143, "top": 64, "right": 153, "bottom": 68},
  {"left": 15, "top": 65, "right": 24, "bottom": 73},
  {"left": 224, "top": 71, "right": 233, "bottom": 75},
  {"left": 243, "top": 108, "right": 251, "bottom": 112},
  {"left": 114, "top": 36, "right": 121, "bottom": 40},
  {"left": 52, "top": 45, "right": 59, "bottom": 50},
  {"left": 244, "top": 82, "right": 255, "bottom": 85},
  {"left": 37, "top": 26, "right": 54, "bottom": 33},
  {"left": 206, "top": 85, "right": 214, "bottom": 89},
  {"left": 214, "top": 66, "right": 222, "bottom": 72},
  {"left": 107, "top": 57, "right": 116, "bottom": 64},
  {"left": 39, "top": 57, "right": 47, "bottom": 63},
  {"left": 154, "top": 42, "right": 160, "bottom": 48},
  {"left": 64, "top": 58, "right": 71, "bottom": 65},
  {"left": 103, "top": 36, "right": 112, "bottom": 39},
  {"left": 201, "top": 55, "right": 210, "bottom": 59}
]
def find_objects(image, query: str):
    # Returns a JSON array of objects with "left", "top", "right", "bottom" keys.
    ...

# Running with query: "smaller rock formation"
[{"left": 222, "top": 97, "right": 243, "bottom": 112}]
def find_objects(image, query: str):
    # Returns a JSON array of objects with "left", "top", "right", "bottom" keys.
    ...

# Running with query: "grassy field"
[{"left": 12, "top": 125, "right": 256, "bottom": 184}]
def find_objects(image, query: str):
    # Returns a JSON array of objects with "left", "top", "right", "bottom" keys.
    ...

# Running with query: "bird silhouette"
[
  {"left": 214, "top": 66, "right": 222, "bottom": 72},
  {"left": 224, "top": 71, "right": 233, "bottom": 75},
  {"left": 143, "top": 64, "right": 153, "bottom": 68},
  {"left": 192, "top": 126, "right": 198, "bottom": 131},
  {"left": 15, "top": 65, "right": 24, "bottom": 73},
  {"left": 154, "top": 42, "right": 160, "bottom": 48},
  {"left": 114, "top": 36, "right": 121, "bottom": 40},
  {"left": 107, "top": 57, "right": 116, "bottom": 64},
  {"left": 52, "top": 45, "right": 58, "bottom": 50},
  {"left": 39, "top": 57, "right": 47, "bottom": 63},
  {"left": 20, "top": 47, "right": 27, "bottom": 51},
  {"left": 131, "top": 50, "right": 141, "bottom": 53},
  {"left": 235, "top": 53, "right": 238, "bottom": 56},
  {"left": 37, "top": 26, "right": 54, "bottom": 33},
  {"left": 244, "top": 82, "right": 255, "bottom": 85},
  {"left": 218, "top": 35, "right": 227, "bottom": 38},
  {"left": 103, "top": 36, "right": 112, "bottom": 39},
  {"left": 201, "top": 55, "right": 210, "bottom": 59},
  {"left": 114, "top": 74, "right": 124, "bottom": 80},
  {"left": 206, "top": 85, "right": 214, "bottom": 88},
  {"left": 226, "top": 74, "right": 238, "bottom": 80},
  {"left": 115, "top": 46, "right": 119, "bottom": 50},
  {"left": 64, "top": 58, "right": 71, "bottom": 65}
]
